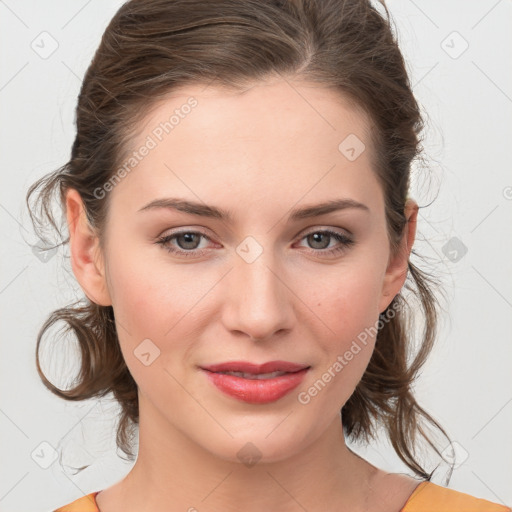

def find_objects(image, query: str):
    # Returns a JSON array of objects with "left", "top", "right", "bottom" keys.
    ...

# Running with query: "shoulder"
[
  {"left": 401, "top": 481, "right": 511, "bottom": 512},
  {"left": 53, "top": 491, "right": 100, "bottom": 512}
]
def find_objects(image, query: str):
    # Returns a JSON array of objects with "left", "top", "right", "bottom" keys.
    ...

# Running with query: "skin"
[{"left": 66, "top": 76, "right": 421, "bottom": 512}]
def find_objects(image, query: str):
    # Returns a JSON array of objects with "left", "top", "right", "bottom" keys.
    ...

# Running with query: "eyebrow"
[{"left": 137, "top": 197, "right": 370, "bottom": 222}]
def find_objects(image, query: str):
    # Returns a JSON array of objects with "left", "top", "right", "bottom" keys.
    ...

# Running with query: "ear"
[
  {"left": 65, "top": 188, "right": 112, "bottom": 306},
  {"left": 378, "top": 198, "right": 418, "bottom": 314}
]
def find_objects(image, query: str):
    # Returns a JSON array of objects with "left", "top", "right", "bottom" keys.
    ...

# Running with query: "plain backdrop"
[{"left": 1, "top": 1, "right": 511, "bottom": 511}]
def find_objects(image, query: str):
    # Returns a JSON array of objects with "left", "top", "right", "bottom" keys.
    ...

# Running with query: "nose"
[{"left": 221, "top": 247, "right": 295, "bottom": 342}]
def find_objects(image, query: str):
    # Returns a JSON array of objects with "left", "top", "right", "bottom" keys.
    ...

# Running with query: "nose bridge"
[
  {"left": 236, "top": 241, "right": 283, "bottom": 309},
  {"left": 224, "top": 237, "right": 293, "bottom": 339}
]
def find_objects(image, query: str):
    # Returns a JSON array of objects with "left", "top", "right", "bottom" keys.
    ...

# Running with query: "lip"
[
  {"left": 201, "top": 360, "right": 309, "bottom": 374},
  {"left": 200, "top": 360, "right": 310, "bottom": 404}
]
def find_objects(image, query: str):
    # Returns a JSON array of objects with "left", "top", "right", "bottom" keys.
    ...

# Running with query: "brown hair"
[{"left": 26, "top": 0, "right": 453, "bottom": 481}]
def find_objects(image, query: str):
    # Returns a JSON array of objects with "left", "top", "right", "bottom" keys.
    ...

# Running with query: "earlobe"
[
  {"left": 65, "top": 188, "right": 112, "bottom": 306},
  {"left": 378, "top": 199, "right": 419, "bottom": 313}
]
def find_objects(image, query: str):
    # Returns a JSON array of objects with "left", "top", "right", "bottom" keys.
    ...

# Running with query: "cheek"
[
  {"left": 104, "top": 244, "right": 223, "bottom": 381},
  {"left": 304, "top": 255, "right": 385, "bottom": 338},
  {"left": 106, "top": 239, "right": 214, "bottom": 335},
  {"left": 295, "top": 262, "right": 384, "bottom": 407}
]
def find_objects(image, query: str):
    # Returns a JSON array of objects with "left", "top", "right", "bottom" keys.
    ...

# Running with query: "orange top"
[{"left": 54, "top": 481, "right": 511, "bottom": 511}]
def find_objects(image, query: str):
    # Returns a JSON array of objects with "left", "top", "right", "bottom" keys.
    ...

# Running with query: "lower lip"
[{"left": 202, "top": 368, "right": 309, "bottom": 404}]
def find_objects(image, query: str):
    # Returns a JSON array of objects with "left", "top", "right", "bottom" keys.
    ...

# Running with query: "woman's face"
[{"left": 68, "top": 77, "right": 416, "bottom": 463}]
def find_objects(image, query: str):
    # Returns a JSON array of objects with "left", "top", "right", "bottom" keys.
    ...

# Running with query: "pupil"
[
  {"left": 179, "top": 233, "right": 199, "bottom": 249},
  {"left": 309, "top": 233, "right": 329, "bottom": 249}
]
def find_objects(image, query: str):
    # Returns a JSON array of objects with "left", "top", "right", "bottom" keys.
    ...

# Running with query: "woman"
[{"left": 26, "top": 0, "right": 510, "bottom": 510}]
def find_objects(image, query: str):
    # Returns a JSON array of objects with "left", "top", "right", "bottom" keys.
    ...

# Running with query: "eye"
[
  {"left": 155, "top": 228, "right": 355, "bottom": 259},
  {"left": 295, "top": 229, "right": 355, "bottom": 257},
  {"left": 156, "top": 230, "right": 213, "bottom": 258}
]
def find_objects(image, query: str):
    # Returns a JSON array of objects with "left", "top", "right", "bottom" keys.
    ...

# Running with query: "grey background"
[{"left": 1, "top": 1, "right": 511, "bottom": 510}]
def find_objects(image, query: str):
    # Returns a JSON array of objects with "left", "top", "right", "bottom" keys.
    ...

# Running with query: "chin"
[{"left": 192, "top": 414, "right": 323, "bottom": 467}]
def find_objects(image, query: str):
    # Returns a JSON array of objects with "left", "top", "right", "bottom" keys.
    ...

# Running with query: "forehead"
[
  {"left": 109, "top": 78, "right": 383, "bottom": 221},
  {"left": 141, "top": 78, "right": 373, "bottom": 143}
]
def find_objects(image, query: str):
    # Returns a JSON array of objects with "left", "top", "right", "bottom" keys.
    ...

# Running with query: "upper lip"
[{"left": 201, "top": 360, "right": 309, "bottom": 374}]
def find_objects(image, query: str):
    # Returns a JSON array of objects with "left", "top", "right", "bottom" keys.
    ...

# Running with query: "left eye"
[
  {"left": 156, "top": 229, "right": 355, "bottom": 258},
  {"left": 296, "top": 229, "right": 354, "bottom": 254}
]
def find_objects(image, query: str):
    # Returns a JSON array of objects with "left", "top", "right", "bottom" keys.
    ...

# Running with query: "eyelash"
[{"left": 155, "top": 229, "right": 355, "bottom": 258}]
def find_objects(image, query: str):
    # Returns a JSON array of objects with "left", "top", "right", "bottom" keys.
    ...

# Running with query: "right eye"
[{"left": 155, "top": 230, "right": 214, "bottom": 258}]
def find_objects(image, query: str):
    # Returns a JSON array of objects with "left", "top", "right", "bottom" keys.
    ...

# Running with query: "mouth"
[{"left": 200, "top": 361, "right": 310, "bottom": 404}]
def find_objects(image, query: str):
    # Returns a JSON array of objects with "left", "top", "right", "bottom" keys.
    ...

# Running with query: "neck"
[{"left": 101, "top": 396, "right": 377, "bottom": 512}]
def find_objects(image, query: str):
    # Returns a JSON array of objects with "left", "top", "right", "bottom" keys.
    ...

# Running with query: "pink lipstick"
[{"left": 200, "top": 361, "right": 309, "bottom": 404}]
